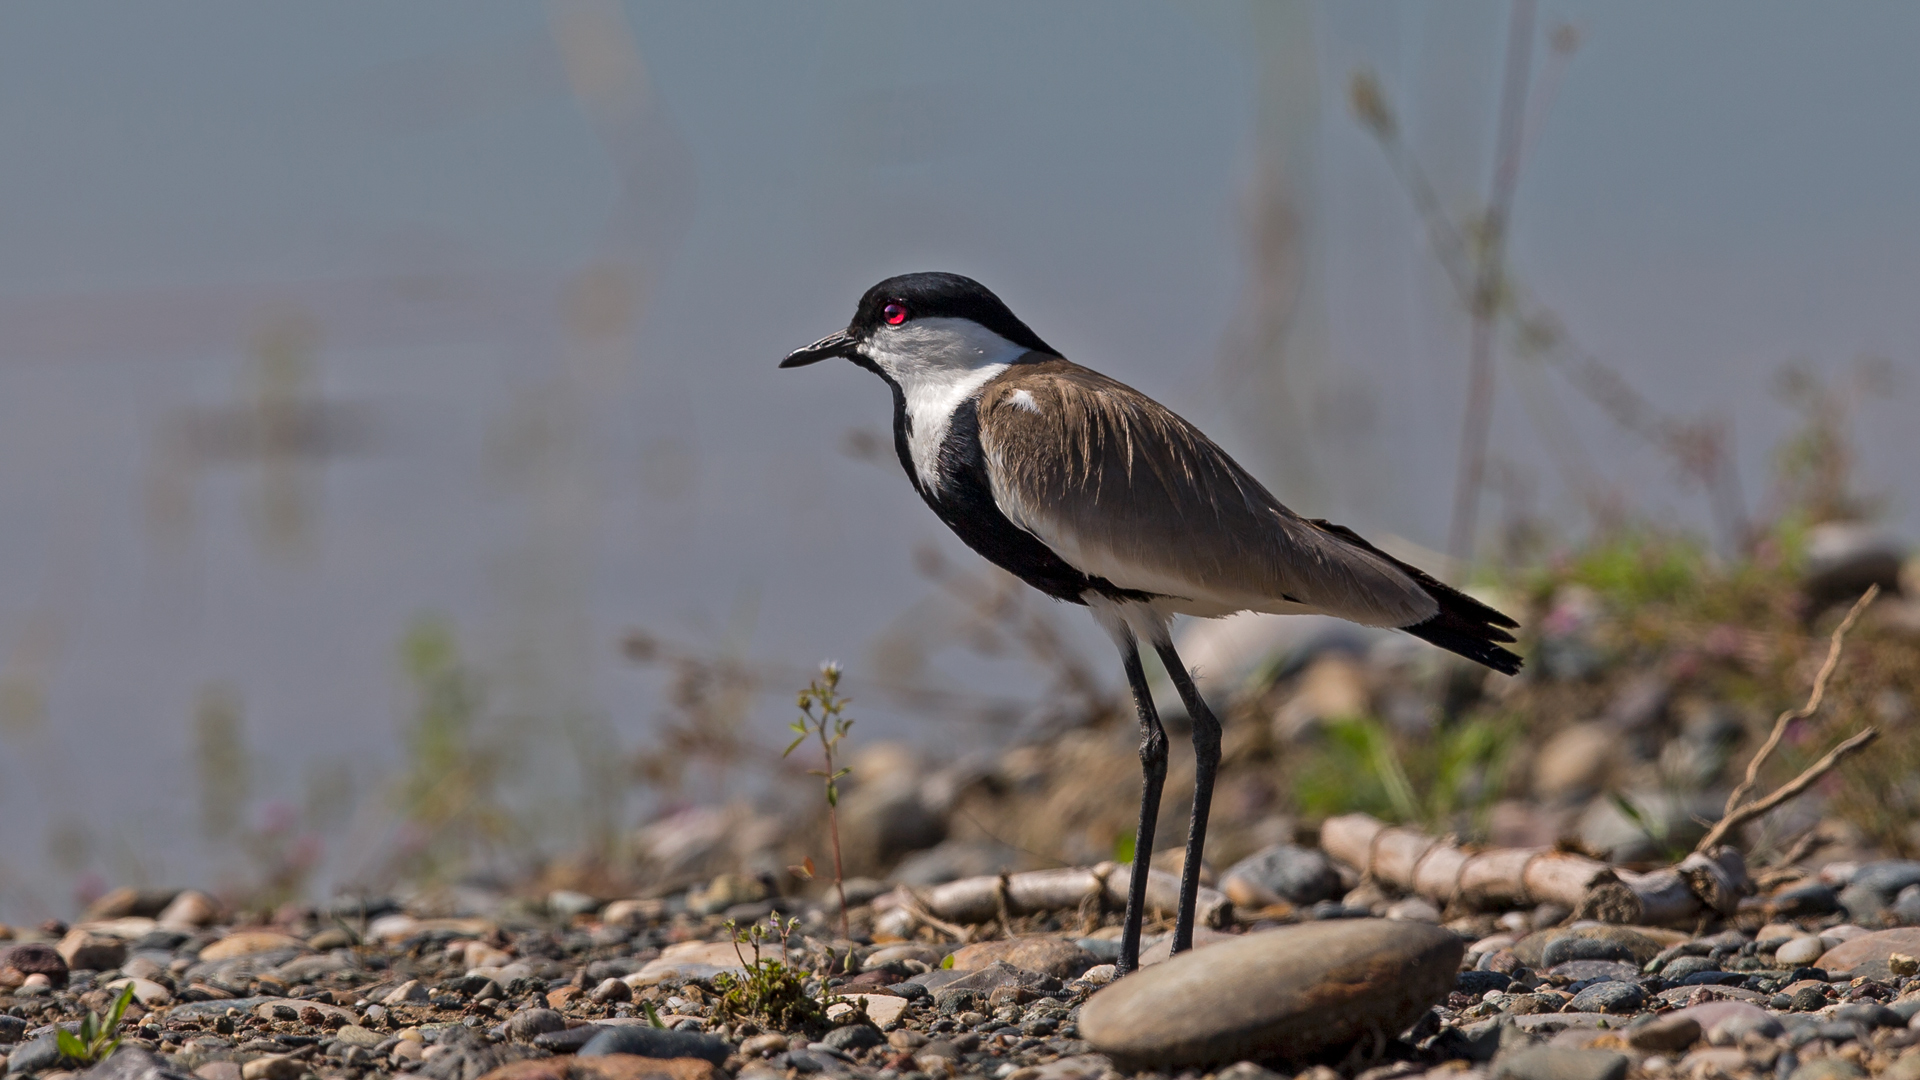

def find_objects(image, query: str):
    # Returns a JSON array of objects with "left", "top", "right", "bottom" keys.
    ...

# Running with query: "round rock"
[{"left": 1079, "top": 918, "right": 1462, "bottom": 1070}]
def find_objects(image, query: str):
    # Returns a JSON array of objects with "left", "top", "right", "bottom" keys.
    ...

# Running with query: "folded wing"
[{"left": 973, "top": 361, "right": 1426, "bottom": 624}]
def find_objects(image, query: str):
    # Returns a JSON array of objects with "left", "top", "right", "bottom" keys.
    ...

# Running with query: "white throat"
[{"left": 861, "top": 317, "right": 1026, "bottom": 492}]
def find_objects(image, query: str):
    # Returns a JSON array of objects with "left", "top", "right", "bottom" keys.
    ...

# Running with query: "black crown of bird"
[{"left": 783, "top": 271, "right": 1520, "bottom": 974}]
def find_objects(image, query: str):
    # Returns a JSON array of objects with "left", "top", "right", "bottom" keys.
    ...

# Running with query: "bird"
[{"left": 781, "top": 271, "right": 1520, "bottom": 974}]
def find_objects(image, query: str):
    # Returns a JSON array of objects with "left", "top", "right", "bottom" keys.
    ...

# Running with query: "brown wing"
[{"left": 974, "top": 359, "right": 1440, "bottom": 626}]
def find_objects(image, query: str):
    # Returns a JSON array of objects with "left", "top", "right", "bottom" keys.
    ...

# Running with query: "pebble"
[
  {"left": 383, "top": 979, "right": 429, "bottom": 1005},
  {"left": 1565, "top": 980, "right": 1646, "bottom": 1014},
  {"left": 1492, "top": 1046, "right": 1628, "bottom": 1080},
  {"left": 155, "top": 890, "right": 220, "bottom": 930},
  {"left": 1079, "top": 918, "right": 1461, "bottom": 1069},
  {"left": 506, "top": 1008, "right": 566, "bottom": 1040},
  {"left": 740, "top": 1033, "right": 788, "bottom": 1056},
  {"left": 1778, "top": 936, "right": 1828, "bottom": 966},
  {"left": 195, "top": 932, "right": 305, "bottom": 962},
  {"left": 1217, "top": 844, "right": 1343, "bottom": 908},
  {"left": 1515, "top": 925, "right": 1668, "bottom": 969},
  {"left": 820, "top": 1024, "right": 883, "bottom": 1053}
]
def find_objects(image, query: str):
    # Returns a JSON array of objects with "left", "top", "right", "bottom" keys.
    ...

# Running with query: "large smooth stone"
[
  {"left": 1079, "top": 918, "right": 1462, "bottom": 1069},
  {"left": 1818, "top": 928, "right": 1920, "bottom": 979}
]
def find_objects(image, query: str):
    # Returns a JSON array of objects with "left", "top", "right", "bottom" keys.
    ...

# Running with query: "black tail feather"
[{"left": 1306, "top": 519, "right": 1524, "bottom": 676}]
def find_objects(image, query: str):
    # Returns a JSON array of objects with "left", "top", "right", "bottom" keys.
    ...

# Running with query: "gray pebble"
[
  {"left": 1218, "top": 844, "right": 1343, "bottom": 906},
  {"left": 1565, "top": 981, "right": 1646, "bottom": 1015},
  {"left": 577, "top": 1024, "right": 729, "bottom": 1064},
  {"left": 1659, "top": 956, "right": 1720, "bottom": 979}
]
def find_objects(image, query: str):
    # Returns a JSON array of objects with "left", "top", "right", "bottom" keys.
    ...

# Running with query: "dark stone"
[
  {"left": 0, "top": 944, "right": 68, "bottom": 988},
  {"left": 1218, "top": 844, "right": 1344, "bottom": 907},
  {"left": 1456, "top": 971, "right": 1514, "bottom": 997},
  {"left": 1565, "top": 981, "right": 1647, "bottom": 1015},
  {"left": 127, "top": 931, "right": 191, "bottom": 954},
  {"left": 1493, "top": 1046, "right": 1629, "bottom": 1080},
  {"left": 821, "top": 1025, "right": 883, "bottom": 1053},
  {"left": 1791, "top": 986, "right": 1829, "bottom": 1011},
  {"left": 1677, "top": 971, "right": 1747, "bottom": 987},
  {"left": 1769, "top": 882, "right": 1841, "bottom": 919},
  {"left": 576, "top": 1024, "right": 729, "bottom": 1065},
  {"left": 1079, "top": 919, "right": 1461, "bottom": 1069},
  {"left": 0, "top": 1016, "right": 26, "bottom": 1043}
]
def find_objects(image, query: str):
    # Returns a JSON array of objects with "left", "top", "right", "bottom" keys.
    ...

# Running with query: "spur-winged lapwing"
[{"left": 782, "top": 272, "right": 1521, "bottom": 973}]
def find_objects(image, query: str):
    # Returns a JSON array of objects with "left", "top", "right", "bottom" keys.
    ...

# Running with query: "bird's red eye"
[{"left": 883, "top": 303, "right": 908, "bottom": 326}]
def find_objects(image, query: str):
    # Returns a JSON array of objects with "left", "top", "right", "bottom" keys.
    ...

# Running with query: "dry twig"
[{"left": 1695, "top": 585, "right": 1880, "bottom": 853}]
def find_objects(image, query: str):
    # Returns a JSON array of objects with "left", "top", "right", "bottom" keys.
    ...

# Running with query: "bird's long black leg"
[
  {"left": 1155, "top": 639, "right": 1221, "bottom": 955},
  {"left": 1116, "top": 634, "right": 1168, "bottom": 977}
]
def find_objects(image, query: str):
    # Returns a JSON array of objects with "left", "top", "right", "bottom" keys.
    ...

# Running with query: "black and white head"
[
  {"left": 779, "top": 272, "right": 1060, "bottom": 379},
  {"left": 781, "top": 273, "right": 1062, "bottom": 489}
]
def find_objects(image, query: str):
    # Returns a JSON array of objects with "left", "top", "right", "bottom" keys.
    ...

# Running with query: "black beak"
[{"left": 780, "top": 328, "right": 856, "bottom": 368}]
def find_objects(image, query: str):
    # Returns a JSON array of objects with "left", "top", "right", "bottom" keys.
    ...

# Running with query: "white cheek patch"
[
  {"left": 862, "top": 318, "right": 1029, "bottom": 492},
  {"left": 1008, "top": 389, "right": 1040, "bottom": 413}
]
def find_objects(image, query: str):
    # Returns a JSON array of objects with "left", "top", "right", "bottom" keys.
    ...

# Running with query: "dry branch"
[
  {"left": 877, "top": 865, "right": 1232, "bottom": 932},
  {"left": 1320, "top": 813, "right": 1749, "bottom": 927},
  {"left": 1695, "top": 585, "right": 1880, "bottom": 853}
]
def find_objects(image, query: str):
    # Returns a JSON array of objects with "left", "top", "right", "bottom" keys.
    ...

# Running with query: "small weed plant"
[
  {"left": 58, "top": 983, "right": 135, "bottom": 1065},
  {"left": 786, "top": 663, "right": 855, "bottom": 936},
  {"left": 712, "top": 916, "right": 859, "bottom": 1033}
]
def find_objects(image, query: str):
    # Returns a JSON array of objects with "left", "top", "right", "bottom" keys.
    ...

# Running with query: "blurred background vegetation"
[{"left": 0, "top": 2, "right": 1916, "bottom": 922}]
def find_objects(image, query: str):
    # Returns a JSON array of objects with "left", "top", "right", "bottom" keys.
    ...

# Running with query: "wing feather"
[{"left": 975, "top": 360, "right": 1439, "bottom": 626}]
